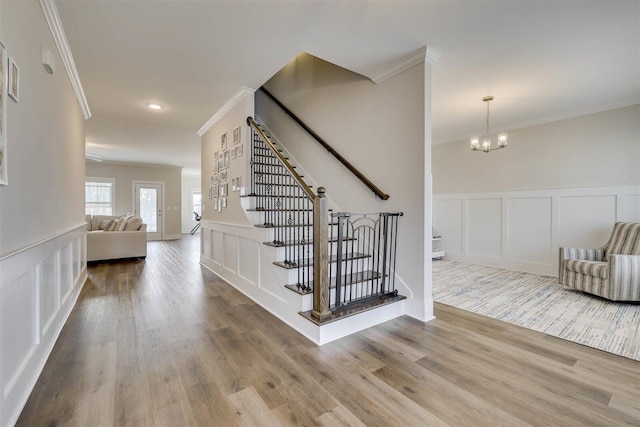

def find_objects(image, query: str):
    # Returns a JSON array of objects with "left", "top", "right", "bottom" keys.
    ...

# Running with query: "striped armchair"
[{"left": 559, "top": 222, "right": 640, "bottom": 301}]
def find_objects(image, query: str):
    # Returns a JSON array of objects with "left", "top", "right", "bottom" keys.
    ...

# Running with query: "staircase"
[{"left": 244, "top": 116, "right": 405, "bottom": 324}]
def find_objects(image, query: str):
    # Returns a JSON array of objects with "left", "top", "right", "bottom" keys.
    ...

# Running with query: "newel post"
[{"left": 312, "top": 187, "right": 331, "bottom": 322}]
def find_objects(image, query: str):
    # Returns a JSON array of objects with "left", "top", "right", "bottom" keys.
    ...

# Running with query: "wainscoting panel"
[
  {"left": 558, "top": 195, "right": 617, "bottom": 249},
  {"left": 0, "top": 224, "right": 87, "bottom": 427},
  {"left": 506, "top": 197, "right": 552, "bottom": 265},
  {"left": 433, "top": 199, "right": 462, "bottom": 253},
  {"left": 212, "top": 230, "right": 224, "bottom": 266},
  {"left": 467, "top": 198, "right": 502, "bottom": 258},
  {"left": 223, "top": 234, "right": 238, "bottom": 274},
  {"left": 238, "top": 237, "right": 259, "bottom": 286},
  {"left": 434, "top": 185, "right": 640, "bottom": 276}
]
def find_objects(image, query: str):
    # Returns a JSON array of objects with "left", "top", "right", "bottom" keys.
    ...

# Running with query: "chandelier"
[{"left": 470, "top": 96, "right": 508, "bottom": 153}]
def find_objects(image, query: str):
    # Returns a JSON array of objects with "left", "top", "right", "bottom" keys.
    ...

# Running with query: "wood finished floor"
[{"left": 17, "top": 235, "right": 640, "bottom": 426}]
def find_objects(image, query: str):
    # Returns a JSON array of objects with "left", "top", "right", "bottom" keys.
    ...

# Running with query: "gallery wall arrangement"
[
  {"left": 208, "top": 124, "right": 243, "bottom": 212},
  {"left": 0, "top": 40, "right": 20, "bottom": 186}
]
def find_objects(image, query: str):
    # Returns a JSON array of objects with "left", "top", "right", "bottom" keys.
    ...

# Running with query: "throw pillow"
[
  {"left": 109, "top": 219, "right": 119, "bottom": 231},
  {"left": 102, "top": 220, "right": 114, "bottom": 232},
  {"left": 116, "top": 217, "right": 127, "bottom": 231},
  {"left": 124, "top": 216, "right": 143, "bottom": 231},
  {"left": 86, "top": 215, "right": 92, "bottom": 231}
]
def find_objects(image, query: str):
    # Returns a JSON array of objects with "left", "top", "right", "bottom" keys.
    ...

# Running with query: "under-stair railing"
[
  {"left": 259, "top": 87, "right": 390, "bottom": 201},
  {"left": 329, "top": 212, "right": 402, "bottom": 310},
  {"left": 247, "top": 117, "right": 331, "bottom": 322}
]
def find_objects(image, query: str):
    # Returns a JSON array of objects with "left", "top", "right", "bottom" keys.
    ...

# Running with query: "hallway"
[{"left": 17, "top": 236, "right": 640, "bottom": 426}]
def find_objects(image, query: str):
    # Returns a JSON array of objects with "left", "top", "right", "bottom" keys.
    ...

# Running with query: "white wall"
[
  {"left": 85, "top": 161, "right": 183, "bottom": 239},
  {"left": 0, "top": 3, "right": 87, "bottom": 425},
  {"left": 432, "top": 105, "right": 640, "bottom": 275},
  {"left": 256, "top": 53, "right": 430, "bottom": 320},
  {"left": 181, "top": 174, "right": 201, "bottom": 233}
]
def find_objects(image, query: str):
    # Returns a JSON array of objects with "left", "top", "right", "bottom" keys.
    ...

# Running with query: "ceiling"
[{"left": 57, "top": 1, "right": 640, "bottom": 177}]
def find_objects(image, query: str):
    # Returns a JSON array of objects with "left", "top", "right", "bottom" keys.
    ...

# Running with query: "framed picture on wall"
[
  {"left": 8, "top": 57, "right": 18, "bottom": 102},
  {"left": 0, "top": 41, "right": 7, "bottom": 185},
  {"left": 221, "top": 132, "right": 227, "bottom": 150},
  {"left": 235, "top": 144, "right": 243, "bottom": 157},
  {"left": 214, "top": 151, "right": 219, "bottom": 161},
  {"left": 212, "top": 184, "right": 219, "bottom": 198},
  {"left": 222, "top": 198, "right": 227, "bottom": 209},
  {"left": 220, "top": 183, "right": 228, "bottom": 197},
  {"left": 233, "top": 126, "right": 241, "bottom": 144},
  {"left": 220, "top": 171, "right": 227, "bottom": 182},
  {"left": 223, "top": 150, "right": 230, "bottom": 169}
]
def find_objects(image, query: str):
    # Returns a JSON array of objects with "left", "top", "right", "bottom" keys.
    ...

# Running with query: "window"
[
  {"left": 192, "top": 190, "right": 202, "bottom": 217},
  {"left": 85, "top": 177, "right": 115, "bottom": 215}
]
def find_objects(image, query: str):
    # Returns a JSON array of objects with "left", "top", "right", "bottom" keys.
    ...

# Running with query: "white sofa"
[{"left": 86, "top": 215, "right": 148, "bottom": 262}]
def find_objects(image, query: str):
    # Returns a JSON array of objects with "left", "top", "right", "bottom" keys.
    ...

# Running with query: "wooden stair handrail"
[
  {"left": 246, "top": 116, "right": 316, "bottom": 200},
  {"left": 259, "top": 87, "right": 390, "bottom": 201}
]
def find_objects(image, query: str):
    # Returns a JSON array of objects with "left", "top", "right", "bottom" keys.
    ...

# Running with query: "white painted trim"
[
  {"left": 38, "top": 0, "right": 91, "bottom": 120},
  {"left": 370, "top": 47, "right": 427, "bottom": 84},
  {"left": 163, "top": 234, "right": 183, "bottom": 240},
  {"left": 0, "top": 223, "right": 87, "bottom": 261},
  {"left": 425, "top": 47, "right": 442, "bottom": 64},
  {"left": 196, "top": 87, "right": 255, "bottom": 136},
  {"left": 433, "top": 184, "right": 640, "bottom": 275},
  {"left": 1, "top": 226, "right": 88, "bottom": 427}
]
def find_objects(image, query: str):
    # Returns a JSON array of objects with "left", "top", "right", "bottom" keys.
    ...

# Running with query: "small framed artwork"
[
  {"left": 231, "top": 148, "right": 237, "bottom": 159},
  {"left": 220, "top": 183, "right": 228, "bottom": 197},
  {"left": 214, "top": 173, "right": 219, "bottom": 184},
  {"left": 214, "top": 151, "right": 219, "bottom": 161},
  {"left": 0, "top": 41, "right": 7, "bottom": 185},
  {"left": 221, "top": 198, "right": 228, "bottom": 209},
  {"left": 212, "top": 184, "right": 219, "bottom": 198},
  {"left": 217, "top": 159, "right": 223, "bottom": 171},
  {"left": 223, "top": 150, "right": 230, "bottom": 169},
  {"left": 208, "top": 186, "right": 213, "bottom": 199},
  {"left": 210, "top": 175, "right": 215, "bottom": 184},
  {"left": 221, "top": 132, "right": 227, "bottom": 150},
  {"left": 8, "top": 57, "right": 18, "bottom": 102},
  {"left": 233, "top": 126, "right": 241, "bottom": 145},
  {"left": 232, "top": 176, "right": 241, "bottom": 192},
  {"left": 213, "top": 160, "right": 219, "bottom": 173},
  {"left": 213, "top": 198, "right": 218, "bottom": 212},
  {"left": 235, "top": 144, "right": 244, "bottom": 157},
  {"left": 220, "top": 170, "right": 227, "bottom": 182}
]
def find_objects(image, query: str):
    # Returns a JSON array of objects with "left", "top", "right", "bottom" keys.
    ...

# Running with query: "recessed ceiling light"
[{"left": 146, "top": 103, "right": 163, "bottom": 110}]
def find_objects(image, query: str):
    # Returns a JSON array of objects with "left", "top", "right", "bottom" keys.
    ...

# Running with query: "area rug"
[{"left": 432, "top": 260, "right": 640, "bottom": 361}]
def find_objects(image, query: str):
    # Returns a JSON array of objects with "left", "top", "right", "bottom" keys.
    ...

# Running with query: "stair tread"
[
  {"left": 299, "top": 294, "right": 407, "bottom": 325},
  {"left": 254, "top": 182, "right": 309, "bottom": 187},
  {"left": 263, "top": 236, "right": 356, "bottom": 247},
  {"left": 284, "top": 270, "right": 384, "bottom": 294},
  {"left": 254, "top": 222, "right": 337, "bottom": 228},
  {"left": 248, "top": 208, "right": 312, "bottom": 212},
  {"left": 242, "top": 194, "right": 308, "bottom": 199},
  {"left": 274, "top": 252, "right": 370, "bottom": 269}
]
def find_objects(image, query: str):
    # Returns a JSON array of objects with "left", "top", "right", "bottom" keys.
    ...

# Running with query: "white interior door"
[{"left": 134, "top": 182, "right": 163, "bottom": 241}]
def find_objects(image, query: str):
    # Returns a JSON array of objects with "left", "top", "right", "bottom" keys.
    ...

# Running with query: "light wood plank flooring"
[{"left": 17, "top": 235, "right": 640, "bottom": 426}]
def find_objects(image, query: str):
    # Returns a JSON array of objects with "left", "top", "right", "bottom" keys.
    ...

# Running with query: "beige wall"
[
  {"left": 256, "top": 53, "right": 427, "bottom": 305},
  {"left": 85, "top": 161, "right": 183, "bottom": 239},
  {"left": 0, "top": 1, "right": 85, "bottom": 256},
  {"left": 433, "top": 105, "right": 640, "bottom": 194},
  {"left": 201, "top": 95, "right": 253, "bottom": 225}
]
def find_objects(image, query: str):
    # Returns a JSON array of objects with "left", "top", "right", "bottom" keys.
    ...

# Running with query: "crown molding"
[
  {"left": 39, "top": 0, "right": 91, "bottom": 120},
  {"left": 197, "top": 87, "right": 255, "bottom": 136},
  {"left": 370, "top": 47, "right": 427, "bottom": 84},
  {"left": 425, "top": 47, "right": 442, "bottom": 64}
]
